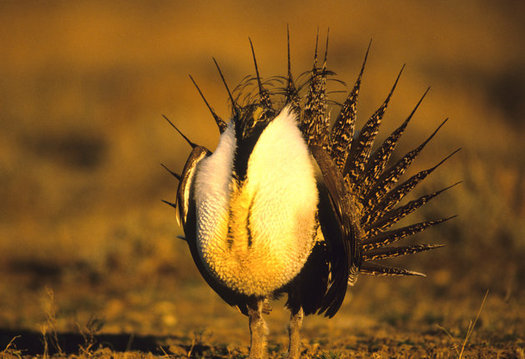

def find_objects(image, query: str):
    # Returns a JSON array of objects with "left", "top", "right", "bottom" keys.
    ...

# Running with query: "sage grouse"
[{"left": 163, "top": 30, "right": 458, "bottom": 359}]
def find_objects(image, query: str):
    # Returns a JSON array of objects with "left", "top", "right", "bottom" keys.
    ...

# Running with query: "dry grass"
[{"left": 0, "top": 0, "right": 524, "bottom": 358}]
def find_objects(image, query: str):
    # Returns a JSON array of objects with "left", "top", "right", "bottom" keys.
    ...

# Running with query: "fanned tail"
[
  {"left": 293, "top": 34, "right": 458, "bottom": 282},
  {"left": 325, "top": 53, "right": 458, "bottom": 278}
]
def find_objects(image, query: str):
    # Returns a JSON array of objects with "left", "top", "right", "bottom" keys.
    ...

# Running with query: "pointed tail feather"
[
  {"left": 161, "top": 163, "right": 182, "bottom": 181},
  {"left": 363, "top": 244, "right": 445, "bottom": 261},
  {"left": 189, "top": 75, "right": 228, "bottom": 133},
  {"left": 362, "top": 216, "right": 456, "bottom": 250},
  {"left": 355, "top": 88, "right": 430, "bottom": 197},
  {"left": 362, "top": 118, "right": 448, "bottom": 209},
  {"left": 364, "top": 148, "right": 461, "bottom": 224},
  {"left": 344, "top": 66, "right": 405, "bottom": 187},
  {"left": 313, "top": 27, "right": 320, "bottom": 68},
  {"left": 213, "top": 57, "right": 240, "bottom": 117},
  {"left": 285, "top": 25, "right": 301, "bottom": 115},
  {"left": 248, "top": 38, "right": 273, "bottom": 111},
  {"left": 161, "top": 199, "right": 177, "bottom": 210},
  {"left": 322, "top": 27, "right": 329, "bottom": 71},
  {"left": 302, "top": 30, "right": 330, "bottom": 146},
  {"left": 330, "top": 40, "right": 371, "bottom": 170},
  {"left": 360, "top": 262, "right": 426, "bottom": 277},
  {"left": 162, "top": 115, "right": 197, "bottom": 149},
  {"left": 365, "top": 183, "right": 461, "bottom": 234}
]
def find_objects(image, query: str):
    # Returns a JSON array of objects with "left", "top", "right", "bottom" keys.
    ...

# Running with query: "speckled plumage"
[{"left": 163, "top": 30, "right": 458, "bottom": 359}]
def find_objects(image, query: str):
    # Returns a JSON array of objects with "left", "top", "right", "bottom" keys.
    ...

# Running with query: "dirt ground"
[
  {"left": 0, "top": 249, "right": 523, "bottom": 358},
  {"left": 1, "top": 1, "right": 524, "bottom": 358}
]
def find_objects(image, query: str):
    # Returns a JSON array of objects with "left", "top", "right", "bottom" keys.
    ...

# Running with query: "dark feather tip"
[
  {"left": 188, "top": 74, "right": 227, "bottom": 133},
  {"left": 162, "top": 115, "right": 197, "bottom": 149},
  {"left": 161, "top": 163, "right": 181, "bottom": 181},
  {"left": 161, "top": 199, "right": 177, "bottom": 209},
  {"left": 213, "top": 57, "right": 239, "bottom": 116}
]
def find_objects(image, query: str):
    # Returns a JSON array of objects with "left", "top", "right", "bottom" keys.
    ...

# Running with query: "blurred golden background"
[{"left": 0, "top": 0, "right": 524, "bottom": 357}]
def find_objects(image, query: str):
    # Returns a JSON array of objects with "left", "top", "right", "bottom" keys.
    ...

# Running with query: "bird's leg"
[
  {"left": 287, "top": 306, "right": 304, "bottom": 359},
  {"left": 248, "top": 297, "right": 268, "bottom": 359}
]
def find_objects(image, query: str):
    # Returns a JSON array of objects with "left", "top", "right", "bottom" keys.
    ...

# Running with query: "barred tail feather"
[
  {"left": 366, "top": 183, "right": 461, "bottom": 235},
  {"left": 344, "top": 66, "right": 405, "bottom": 187},
  {"left": 363, "top": 244, "right": 445, "bottom": 261},
  {"left": 364, "top": 148, "right": 461, "bottom": 224},
  {"left": 330, "top": 40, "right": 371, "bottom": 171},
  {"left": 355, "top": 88, "right": 430, "bottom": 197},
  {"left": 361, "top": 216, "right": 456, "bottom": 251},
  {"left": 302, "top": 30, "right": 330, "bottom": 146},
  {"left": 360, "top": 262, "right": 426, "bottom": 277},
  {"left": 362, "top": 118, "right": 448, "bottom": 210}
]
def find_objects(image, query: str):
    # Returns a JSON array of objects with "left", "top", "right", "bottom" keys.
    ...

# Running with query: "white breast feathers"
[{"left": 194, "top": 107, "right": 319, "bottom": 296}]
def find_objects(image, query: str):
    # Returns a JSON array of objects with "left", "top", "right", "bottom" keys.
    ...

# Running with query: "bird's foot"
[
  {"left": 287, "top": 306, "right": 304, "bottom": 359},
  {"left": 248, "top": 298, "right": 268, "bottom": 359}
]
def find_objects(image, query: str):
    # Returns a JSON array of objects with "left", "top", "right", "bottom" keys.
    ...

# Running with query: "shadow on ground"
[{"left": 0, "top": 328, "right": 209, "bottom": 356}]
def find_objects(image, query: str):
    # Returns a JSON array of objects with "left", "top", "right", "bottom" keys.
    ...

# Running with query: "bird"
[{"left": 162, "top": 29, "right": 459, "bottom": 359}]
